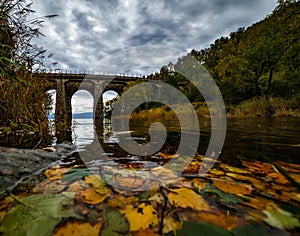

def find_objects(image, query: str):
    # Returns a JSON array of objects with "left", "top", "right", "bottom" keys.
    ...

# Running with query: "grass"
[
  {"left": 227, "top": 97, "right": 300, "bottom": 118},
  {"left": 129, "top": 98, "right": 300, "bottom": 121}
]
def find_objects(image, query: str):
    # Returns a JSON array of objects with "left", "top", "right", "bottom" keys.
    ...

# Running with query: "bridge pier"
[
  {"left": 55, "top": 79, "right": 72, "bottom": 143},
  {"left": 94, "top": 81, "right": 104, "bottom": 133}
]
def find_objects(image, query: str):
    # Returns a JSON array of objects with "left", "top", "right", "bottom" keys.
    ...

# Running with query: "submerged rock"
[{"left": 0, "top": 142, "right": 76, "bottom": 195}]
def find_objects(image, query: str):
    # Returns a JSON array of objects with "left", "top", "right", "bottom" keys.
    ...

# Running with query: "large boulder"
[{"left": 0, "top": 142, "right": 76, "bottom": 195}]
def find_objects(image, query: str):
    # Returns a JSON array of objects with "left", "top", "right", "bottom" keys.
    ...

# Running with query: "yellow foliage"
[
  {"left": 107, "top": 194, "right": 139, "bottom": 208},
  {"left": 119, "top": 203, "right": 159, "bottom": 231},
  {"left": 242, "top": 160, "right": 274, "bottom": 174},
  {"left": 168, "top": 188, "right": 210, "bottom": 211},
  {"left": 219, "top": 164, "right": 251, "bottom": 175},
  {"left": 163, "top": 215, "right": 182, "bottom": 234},
  {"left": 84, "top": 175, "right": 110, "bottom": 195},
  {"left": 212, "top": 178, "right": 253, "bottom": 195},
  {"left": 226, "top": 173, "right": 267, "bottom": 191},
  {"left": 76, "top": 188, "right": 109, "bottom": 205},
  {"left": 52, "top": 221, "right": 102, "bottom": 236},
  {"left": 44, "top": 167, "right": 70, "bottom": 180},
  {"left": 267, "top": 172, "right": 289, "bottom": 185}
]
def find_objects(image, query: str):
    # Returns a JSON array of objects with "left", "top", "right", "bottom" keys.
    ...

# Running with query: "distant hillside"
[
  {"left": 48, "top": 112, "right": 93, "bottom": 120},
  {"left": 72, "top": 112, "right": 93, "bottom": 119}
]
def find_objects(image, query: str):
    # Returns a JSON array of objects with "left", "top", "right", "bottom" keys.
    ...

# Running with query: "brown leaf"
[
  {"left": 31, "top": 179, "right": 66, "bottom": 194},
  {"left": 132, "top": 229, "right": 160, "bottom": 236},
  {"left": 196, "top": 210, "right": 245, "bottom": 230},
  {"left": 267, "top": 172, "right": 289, "bottom": 185},
  {"left": 242, "top": 161, "right": 274, "bottom": 174},
  {"left": 212, "top": 178, "right": 253, "bottom": 195}
]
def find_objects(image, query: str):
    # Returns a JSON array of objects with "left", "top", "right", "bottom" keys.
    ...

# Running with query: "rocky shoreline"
[{"left": 0, "top": 142, "right": 76, "bottom": 196}]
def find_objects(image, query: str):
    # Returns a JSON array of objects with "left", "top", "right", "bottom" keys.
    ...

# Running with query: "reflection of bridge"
[{"left": 43, "top": 72, "right": 159, "bottom": 142}]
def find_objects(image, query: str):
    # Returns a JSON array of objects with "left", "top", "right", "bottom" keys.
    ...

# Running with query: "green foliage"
[
  {"left": 101, "top": 208, "right": 130, "bottom": 236},
  {"left": 62, "top": 167, "right": 91, "bottom": 182},
  {"left": 0, "top": 193, "right": 81, "bottom": 236},
  {"left": 192, "top": 1, "right": 300, "bottom": 105},
  {"left": 176, "top": 221, "right": 232, "bottom": 236}
]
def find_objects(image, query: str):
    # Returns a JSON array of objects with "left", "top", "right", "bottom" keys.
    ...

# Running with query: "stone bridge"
[{"left": 42, "top": 72, "right": 159, "bottom": 141}]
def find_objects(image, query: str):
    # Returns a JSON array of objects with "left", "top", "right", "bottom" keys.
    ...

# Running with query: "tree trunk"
[{"left": 266, "top": 67, "right": 274, "bottom": 98}]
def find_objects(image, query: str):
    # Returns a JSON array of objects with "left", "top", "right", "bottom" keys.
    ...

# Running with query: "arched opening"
[
  {"left": 103, "top": 90, "right": 119, "bottom": 119},
  {"left": 46, "top": 89, "right": 56, "bottom": 120},
  {"left": 46, "top": 89, "right": 56, "bottom": 138},
  {"left": 71, "top": 90, "right": 94, "bottom": 150}
]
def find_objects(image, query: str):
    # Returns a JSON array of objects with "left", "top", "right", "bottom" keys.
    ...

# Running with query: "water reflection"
[
  {"left": 71, "top": 117, "right": 300, "bottom": 164},
  {"left": 72, "top": 118, "right": 94, "bottom": 151}
]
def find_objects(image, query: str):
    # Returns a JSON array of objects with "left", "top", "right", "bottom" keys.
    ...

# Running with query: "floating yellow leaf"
[
  {"left": 192, "top": 179, "right": 207, "bottom": 191},
  {"left": 168, "top": 188, "right": 210, "bottom": 211},
  {"left": 119, "top": 203, "right": 158, "bottom": 231},
  {"left": 208, "top": 168, "right": 225, "bottom": 176},
  {"left": 163, "top": 215, "right": 183, "bottom": 234},
  {"left": 219, "top": 164, "right": 251, "bottom": 175},
  {"left": 242, "top": 161, "right": 274, "bottom": 174},
  {"left": 212, "top": 178, "right": 253, "bottom": 195},
  {"left": 44, "top": 167, "right": 70, "bottom": 180},
  {"left": 267, "top": 172, "right": 289, "bottom": 185},
  {"left": 76, "top": 188, "right": 109, "bottom": 205},
  {"left": 159, "top": 152, "right": 179, "bottom": 159},
  {"left": 226, "top": 173, "right": 267, "bottom": 191},
  {"left": 52, "top": 221, "right": 102, "bottom": 236},
  {"left": 107, "top": 194, "right": 139, "bottom": 208},
  {"left": 85, "top": 175, "right": 110, "bottom": 195}
]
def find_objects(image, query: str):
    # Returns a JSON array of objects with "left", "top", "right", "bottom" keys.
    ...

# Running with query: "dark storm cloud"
[{"left": 32, "top": 0, "right": 277, "bottom": 73}]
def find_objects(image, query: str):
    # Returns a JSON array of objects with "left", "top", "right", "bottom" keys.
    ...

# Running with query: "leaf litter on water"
[{"left": 0, "top": 154, "right": 299, "bottom": 235}]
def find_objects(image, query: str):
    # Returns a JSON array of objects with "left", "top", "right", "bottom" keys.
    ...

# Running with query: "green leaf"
[
  {"left": 176, "top": 221, "right": 233, "bottom": 236},
  {"left": 102, "top": 208, "right": 130, "bottom": 236},
  {"left": 263, "top": 209, "right": 300, "bottom": 230},
  {"left": 62, "top": 167, "right": 91, "bottom": 182},
  {"left": 0, "top": 194, "right": 81, "bottom": 236},
  {"left": 200, "top": 183, "right": 241, "bottom": 205},
  {"left": 232, "top": 224, "right": 268, "bottom": 236}
]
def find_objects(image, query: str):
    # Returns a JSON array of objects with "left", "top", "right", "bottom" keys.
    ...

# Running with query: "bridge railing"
[{"left": 45, "top": 69, "right": 146, "bottom": 78}]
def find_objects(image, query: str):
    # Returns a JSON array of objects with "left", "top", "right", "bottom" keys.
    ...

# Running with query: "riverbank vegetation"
[
  {"left": 128, "top": 1, "right": 300, "bottom": 119},
  {"left": 0, "top": 0, "right": 56, "bottom": 147}
]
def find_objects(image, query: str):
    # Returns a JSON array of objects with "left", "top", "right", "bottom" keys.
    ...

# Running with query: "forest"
[{"left": 141, "top": 0, "right": 300, "bottom": 118}]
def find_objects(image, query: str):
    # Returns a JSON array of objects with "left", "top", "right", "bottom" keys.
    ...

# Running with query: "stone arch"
[{"left": 71, "top": 90, "right": 94, "bottom": 116}]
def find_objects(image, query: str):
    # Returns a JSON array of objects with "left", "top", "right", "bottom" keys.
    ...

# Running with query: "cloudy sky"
[{"left": 32, "top": 0, "right": 278, "bottom": 74}]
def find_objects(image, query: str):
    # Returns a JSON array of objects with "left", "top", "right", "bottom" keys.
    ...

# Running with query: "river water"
[{"left": 71, "top": 117, "right": 300, "bottom": 164}]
